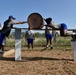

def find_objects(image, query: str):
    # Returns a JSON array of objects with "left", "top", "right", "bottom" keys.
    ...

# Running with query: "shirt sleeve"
[
  {"left": 9, "top": 21, "right": 14, "bottom": 25},
  {"left": 31, "top": 30, "right": 34, "bottom": 34},
  {"left": 7, "top": 21, "right": 14, "bottom": 27},
  {"left": 51, "top": 22, "right": 61, "bottom": 28}
]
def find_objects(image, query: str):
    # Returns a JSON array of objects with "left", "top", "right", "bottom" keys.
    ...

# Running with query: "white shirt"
[{"left": 25, "top": 30, "right": 34, "bottom": 39}]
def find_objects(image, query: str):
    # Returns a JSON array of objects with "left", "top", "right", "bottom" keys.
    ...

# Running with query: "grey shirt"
[{"left": 25, "top": 30, "right": 34, "bottom": 39}]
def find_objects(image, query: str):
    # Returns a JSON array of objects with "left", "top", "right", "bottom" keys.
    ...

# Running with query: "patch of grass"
[{"left": 5, "top": 36, "right": 72, "bottom": 50}]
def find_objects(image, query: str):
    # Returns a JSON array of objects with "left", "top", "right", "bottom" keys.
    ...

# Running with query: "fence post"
[
  {"left": 15, "top": 28, "right": 21, "bottom": 61},
  {"left": 71, "top": 40, "right": 76, "bottom": 61}
]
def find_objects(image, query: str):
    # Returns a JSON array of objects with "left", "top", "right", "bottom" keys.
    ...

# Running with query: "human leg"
[
  {"left": 30, "top": 39, "right": 34, "bottom": 49},
  {"left": 49, "top": 34, "right": 53, "bottom": 49},
  {"left": 46, "top": 39, "right": 49, "bottom": 47},
  {"left": 60, "top": 23, "right": 76, "bottom": 36},
  {"left": 1, "top": 39, "right": 5, "bottom": 52},
  {"left": 28, "top": 43, "right": 30, "bottom": 49},
  {"left": 61, "top": 29, "right": 76, "bottom": 36},
  {"left": 45, "top": 34, "right": 49, "bottom": 48},
  {"left": 27, "top": 39, "right": 30, "bottom": 49},
  {"left": 50, "top": 39, "right": 53, "bottom": 49},
  {"left": 0, "top": 33, "right": 5, "bottom": 52},
  {"left": 2, "top": 45, "right": 4, "bottom": 52},
  {"left": 31, "top": 43, "right": 33, "bottom": 49}
]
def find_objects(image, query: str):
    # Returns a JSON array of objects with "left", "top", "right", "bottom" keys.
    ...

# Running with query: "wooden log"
[{"left": 27, "top": 12, "right": 44, "bottom": 29}]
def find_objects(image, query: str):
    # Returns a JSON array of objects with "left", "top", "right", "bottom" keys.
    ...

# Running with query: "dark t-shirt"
[{"left": 1, "top": 19, "right": 14, "bottom": 37}]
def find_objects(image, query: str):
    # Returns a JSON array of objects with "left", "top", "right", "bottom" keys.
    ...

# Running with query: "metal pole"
[{"left": 71, "top": 40, "right": 76, "bottom": 61}]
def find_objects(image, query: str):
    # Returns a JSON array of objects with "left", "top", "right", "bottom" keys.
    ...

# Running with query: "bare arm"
[
  {"left": 43, "top": 18, "right": 60, "bottom": 29},
  {"left": 44, "top": 24, "right": 60, "bottom": 30},
  {"left": 14, "top": 21, "right": 27, "bottom": 24},
  {"left": 44, "top": 24, "right": 55, "bottom": 29}
]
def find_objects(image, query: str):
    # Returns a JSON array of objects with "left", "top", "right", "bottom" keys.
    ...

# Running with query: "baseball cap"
[{"left": 9, "top": 15, "right": 16, "bottom": 20}]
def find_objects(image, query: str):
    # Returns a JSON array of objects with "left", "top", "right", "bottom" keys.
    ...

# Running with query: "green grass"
[{"left": 5, "top": 36, "right": 72, "bottom": 50}]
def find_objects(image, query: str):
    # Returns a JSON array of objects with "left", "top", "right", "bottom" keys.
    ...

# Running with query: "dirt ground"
[{"left": 0, "top": 47, "right": 76, "bottom": 75}]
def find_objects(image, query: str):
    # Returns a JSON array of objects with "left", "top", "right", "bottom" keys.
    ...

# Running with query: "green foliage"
[
  {"left": 34, "top": 38, "right": 46, "bottom": 46},
  {"left": 35, "top": 32, "right": 45, "bottom": 38},
  {"left": 10, "top": 31, "right": 45, "bottom": 38},
  {"left": 6, "top": 31, "right": 72, "bottom": 49}
]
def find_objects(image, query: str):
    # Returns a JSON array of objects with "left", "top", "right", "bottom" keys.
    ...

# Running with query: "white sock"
[
  {"left": 46, "top": 45, "right": 48, "bottom": 47},
  {"left": 73, "top": 33, "right": 76, "bottom": 35}
]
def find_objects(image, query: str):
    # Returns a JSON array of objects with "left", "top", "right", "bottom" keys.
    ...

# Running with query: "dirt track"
[{"left": 0, "top": 48, "right": 76, "bottom": 75}]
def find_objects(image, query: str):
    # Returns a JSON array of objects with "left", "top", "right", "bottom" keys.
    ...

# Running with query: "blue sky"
[{"left": 0, "top": 0, "right": 76, "bottom": 29}]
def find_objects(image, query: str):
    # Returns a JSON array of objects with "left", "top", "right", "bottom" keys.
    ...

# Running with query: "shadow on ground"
[
  {"left": 22, "top": 56, "right": 73, "bottom": 61},
  {"left": 0, "top": 56, "right": 73, "bottom": 62}
]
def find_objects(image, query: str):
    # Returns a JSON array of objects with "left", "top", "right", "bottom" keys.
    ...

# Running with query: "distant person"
[
  {"left": 44, "top": 18, "right": 76, "bottom": 37},
  {"left": 44, "top": 18, "right": 53, "bottom": 49},
  {"left": 0, "top": 15, "right": 27, "bottom": 53},
  {"left": 52, "top": 30, "right": 57, "bottom": 43},
  {"left": 25, "top": 27, "right": 35, "bottom": 49}
]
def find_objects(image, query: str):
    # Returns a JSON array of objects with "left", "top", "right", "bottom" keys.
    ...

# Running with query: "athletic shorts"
[
  {"left": 61, "top": 23, "right": 68, "bottom": 30},
  {"left": 27, "top": 39, "right": 34, "bottom": 44},
  {"left": 45, "top": 34, "right": 52, "bottom": 40},
  {"left": 0, "top": 33, "right": 5, "bottom": 45}
]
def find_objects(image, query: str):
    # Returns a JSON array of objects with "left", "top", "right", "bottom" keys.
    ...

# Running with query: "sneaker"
[
  {"left": 0, "top": 51, "right": 4, "bottom": 54},
  {"left": 50, "top": 47, "right": 53, "bottom": 50}
]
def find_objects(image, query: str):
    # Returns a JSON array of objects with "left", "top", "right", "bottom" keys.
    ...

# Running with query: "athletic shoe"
[
  {"left": 49, "top": 47, "right": 53, "bottom": 50},
  {"left": 0, "top": 51, "right": 4, "bottom": 54}
]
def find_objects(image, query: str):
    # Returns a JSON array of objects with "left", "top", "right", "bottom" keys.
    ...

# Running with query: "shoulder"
[
  {"left": 9, "top": 21, "right": 14, "bottom": 24},
  {"left": 4, "top": 19, "right": 14, "bottom": 25},
  {"left": 30, "top": 30, "right": 34, "bottom": 33},
  {"left": 4, "top": 19, "right": 9, "bottom": 23}
]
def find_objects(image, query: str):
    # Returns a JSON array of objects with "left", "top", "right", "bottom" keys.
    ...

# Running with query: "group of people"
[
  {"left": 0, "top": 15, "right": 54, "bottom": 54},
  {"left": 25, "top": 18, "right": 54, "bottom": 50},
  {"left": 0, "top": 15, "right": 76, "bottom": 54},
  {"left": 25, "top": 17, "right": 76, "bottom": 50},
  {"left": 42, "top": 17, "right": 76, "bottom": 50}
]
